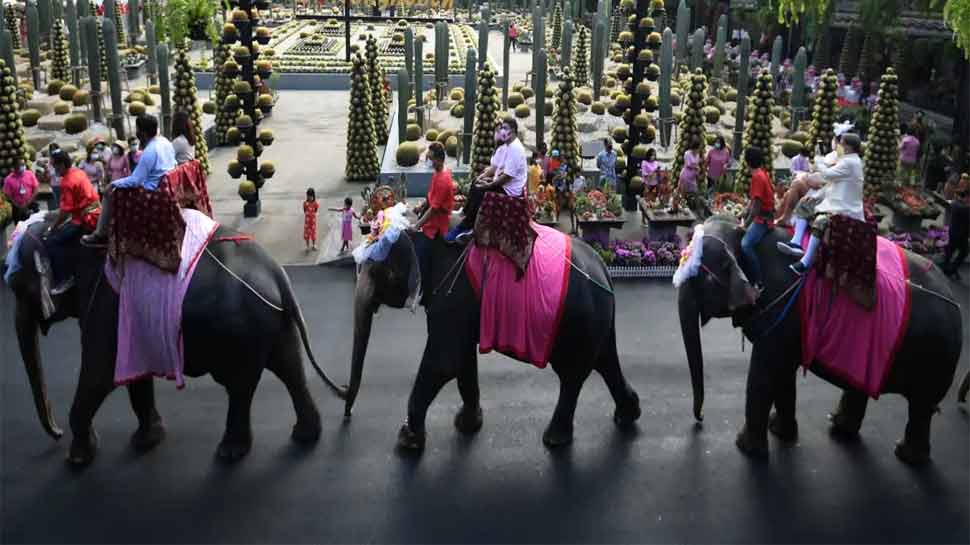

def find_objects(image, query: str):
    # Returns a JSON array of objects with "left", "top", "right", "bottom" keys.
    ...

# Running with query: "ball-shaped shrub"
[
  {"left": 64, "top": 113, "right": 88, "bottom": 134},
  {"left": 128, "top": 101, "right": 147, "bottom": 116},
  {"left": 425, "top": 129, "right": 439, "bottom": 141},
  {"left": 591, "top": 102, "right": 605, "bottom": 115},
  {"left": 396, "top": 142, "right": 421, "bottom": 166},
  {"left": 72, "top": 90, "right": 90, "bottom": 106},
  {"left": 58, "top": 84, "right": 78, "bottom": 101},
  {"left": 406, "top": 123, "right": 421, "bottom": 141},
  {"left": 21, "top": 109, "right": 41, "bottom": 127},
  {"left": 53, "top": 101, "right": 70, "bottom": 115},
  {"left": 508, "top": 92, "right": 525, "bottom": 108}
]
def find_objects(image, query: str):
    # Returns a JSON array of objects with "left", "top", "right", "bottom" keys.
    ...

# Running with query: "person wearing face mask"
[
  {"left": 775, "top": 122, "right": 853, "bottom": 226},
  {"left": 107, "top": 140, "right": 131, "bottom": 182},
  {"left": 778, "top": 133, "right": 865, "bottom": 275},
  {"left": 595, "top": 138, "right": 617, "bottom": 190},
  {"left": 79, "top": 143, "right": 107, "bottom": 195},
  {"left": 43, "top": 150, "right": 101, "bottom": 294},
  {"left": 3, "top": 157, "right": 39, "bottom": 221},
  {"left": 705, "top": 135, "right": 731, "bottom": 193},
  {"left": 82, "top": 114, "right": 176, "bottom": 246},
  {"left": 450, "top": 117, "right": 528, "bottom": 239},
  {"left": 127, "top": 136, "right": 142, "bottom": 171}
]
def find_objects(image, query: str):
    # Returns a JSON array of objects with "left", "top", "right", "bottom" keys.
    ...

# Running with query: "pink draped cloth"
[
  {"left": 105, "top": 208, "right": 218, "bottom": 388},
  {"left": 466, "top": 224, "right": 571, "bottom": 368},
  {"left": 799, "top": 235, "right": 911, "bottom": 398}
]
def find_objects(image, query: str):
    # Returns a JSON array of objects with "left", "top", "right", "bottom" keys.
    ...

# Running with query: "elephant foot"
[
  {"left": 894, "top": 440, "right": 931, "bottom": 466},
  {"left": 397, "top": 422, "right": 425, "bottom": 452},
  {"left": 453, "top": 405, "right": 483, "bottom": 434},
  {"left": 828, "top": 412, "right": 861, "bottom": 441},
  {"left": 613, "top": 392, "right": 642, "bottom": 427},
  {"left": 735, "top": 426, "right": 769, "bottom": 458},
  {"left": 131, "top": 419, "right": 166, "bottom": 453},
  {"left": 291, "top": 417, "right": 322, "bottom": 445},
  {"left": 216, "top": 435, "right": 252, "bottom": 463},
  {"left": 542, "top": 425, "right": 574, "bottom": 448},
  {"left": 768, "top": 412, "right": 798, "bottom": 443},
  {"left": 66, "top": 429, "right": 99, "bottom": 467}
]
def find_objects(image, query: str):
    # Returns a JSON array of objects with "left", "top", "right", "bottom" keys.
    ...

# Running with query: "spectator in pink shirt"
[
  {"left": 3, "top": 157, "right": 40, "bottom": 221},
  {"left": 705, "top": 135, "right": 732, "bottom": 193},
  {"left": 899, "top": 124, "right": 921, "bottom": 186}
]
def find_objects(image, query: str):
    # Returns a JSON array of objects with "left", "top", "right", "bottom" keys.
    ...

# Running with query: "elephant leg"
[
  {"left": 267, "top": 335, "right": 322, "bottom": 445},
  {"left": 736, "top": 344, "right": 772, "bottom": 457},
  {"left": 828, "top": 389, "right": 868, "bottom": 439},
  {"left": 399, "top": 346, "right": 452, "bottom": 451},
  {"left": 543, "top": 363, "right": 592, "bottom": 448},
  {"left": 895, "top": 400, "right": 934, "bottom": 465},
  {"left": 67, "top": 370, "right": 115, "bottom": 466},
  {"left": 454, "top": 344, "right": 483, "bottom": 434},
  {"left": 595, "top": 328, "right": 640, "bottom": 427},
  {"left": 768, "top": 364, "right": 798, "bottom": 443},
  {"left": 216, "top": 371, "right": 262, "bottom": 463},
  {"left": 126, "top": 378, "right": 166, "bottom": 452}
]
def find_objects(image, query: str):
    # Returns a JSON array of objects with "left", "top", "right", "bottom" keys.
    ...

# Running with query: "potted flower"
[{"left": 122, "top": 51, "right": 147, "bottom": 80}]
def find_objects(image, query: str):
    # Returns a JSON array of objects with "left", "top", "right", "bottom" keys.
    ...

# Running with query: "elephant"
[
  {"left": 5, "top": 220, "right": 345, "bottom": 466},
  {"left": 677, "top": 216, "right": 963, "bottom": 464},
  {"left": 341, "top": 231, "right": 642, "bottom": 450}
]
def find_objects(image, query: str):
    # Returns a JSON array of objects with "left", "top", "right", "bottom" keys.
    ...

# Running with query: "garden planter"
[
  {"left": 189, "top": 23, "right": 208, "bottom": 41},
  {"left": 124, "top": 60, "right": 145, "bottom": 80},
  {"left": 607, "top": 265, "right": 677, "bottom": 278},
  {"left": 359, "top": 224, "right": 371, "bottom": 235}
]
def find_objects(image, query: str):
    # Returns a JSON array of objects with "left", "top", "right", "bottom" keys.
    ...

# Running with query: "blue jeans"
[
  {"left": 740, "top": 222, "right": 769, "bottom": 285},
  {"left": 45, "top": 222, "right": 83, "bottom": 283},
  {"left": 50, "top": 186, "right": 61, "bottom": 209}
]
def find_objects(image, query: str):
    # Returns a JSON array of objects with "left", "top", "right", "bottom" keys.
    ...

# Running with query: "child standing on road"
[
  {"left": 329, "top": 196, "right": 359, "bottom": 254},
  {"left": 303, "top": 188, "right": 320, "bottom": 251}
]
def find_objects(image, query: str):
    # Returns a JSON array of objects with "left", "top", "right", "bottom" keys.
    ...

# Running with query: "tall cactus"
[
  {"left": 734, "top": 69, "right": 775, "bottom": 194},
  {"left": 470, "top": 64, "right": 499, "bottom": 180},
  {"left": 672, "top": 69, "right": 708, "bottom": 192},
  {"left": 396, "top": 68, "right": 408, "bottom": 145},
  {"left": 837, "top": 26, "right": 860, "bottom": 78},
  {"left": 145, "top": 19, "right": 157, "bottom": 85},
  {"left": 477, "top": 8, "right": 488, "bottom": 69},
  {"left": 572, "top": 25, "right": 589, "bottom": 88},
  {"left": 502, "top": 21, "right": 510, "bottom": 110},
  {"left": 26, "top": 3, "right": 40, "bottom": 89},
  {"left": 111, "top": 0, "right": 125, "bottom": 46},
  {"left": 37, "top": 0, "right": 51, "bottom": 39},
  {"left": 50, "top": 15, "right": 70, "bottom": 82},
  {"left": 404, "top": 27, "right": 413, "bottom": 85},
  {"left": 65, "top": 0, "right": 80, "bottom": 85},
  {"left": 689, "top": 27, "right": 704, "bottom": 73},
  {"left": 532, "top": 6, "right": 544, "bottom": 96},
  {"left": 0, "top": 31, "right": 16, "bottom": 86},
  {"left": 173, "top": 43, "right": 209, "bottom": 173},
  {"left": 862, "top": 68, "right": 900, "bottom": 195},
  {"left": 346, "top": 54, "right": 379, "bottom": 182},
  {"left": 212, "top": 44, "right": 238, "bottom": 146},
  {"left": 102, "top": 19, "right": 125, "bottom": 139},
  {"left": 5, "top": 5, "right": 20, "bottom": 51},
  {"left": 808, "top": 68, "right": 838, "bottom": 156},
  {"left": 92, "top": 1, "right": 107, "bottom": 80},
  {"left": 550, "top": 66, "right": 580, "bottom": 180},
  {"left": 791, "top": 46, "right": 807, "bottom": 131},
  {"left": 82, "top": 16, "right": 102, "bottom": 122},
  {"left": 434, "top": 22, "right": 449, "bottom": 101},
  {"left": 365, "top": 35, "right": 388, "bottom": 145},
  {"left": 535, "top": 50, "right": 547, "bottom": 149},
  {"left": 414, "top": 37, "right": 424, "bottom": 130},
  {"left": 770, "top": 35, "right": 782, "bottom": 89},
  {"left": 561, "top": 19, "right": 573, "bottom": 72},
  {"left": 550, "top": 0, "right": 562, "bottom": 51},
  {"left": 712, "top": 14, "right": 726, "bottom": 81},
  {"left": 675, "top": 0, "right": 689, "bottom": 71},
  {"left": 156, "top": 43, "right": 171, "bottom": 136},
  {"left": 591, "top": 20, "right": 605, "bottom": 95},
  {"left": 127, "top": 0, "right": 139, "bottom": 47},
  {"left": 461, "top": 49, "right": 476, "bottom": 165},
  {"left": 732, "top": 35, "right": 750, "bottom": 160},
  {"left": 659, "top": 28, "right": 673, "bottom": 147},
  {"left": 0, "top": 59, "right": 27, "bottom": 180}
]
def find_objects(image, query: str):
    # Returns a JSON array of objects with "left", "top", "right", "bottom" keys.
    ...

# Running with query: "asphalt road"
[{"left": 1, "top": 266, "right": 967, "bottom": 544}]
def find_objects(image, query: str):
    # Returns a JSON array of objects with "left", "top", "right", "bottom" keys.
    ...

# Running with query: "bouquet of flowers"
[
  {"left": 574, "top": 188, "right": 622, "bottom": 221},
  {"left": 890, "top": 186, "right": 939, "bottom": 219},
  {"left": 711, "top": 192, "right": 748, "bottom": 220}
]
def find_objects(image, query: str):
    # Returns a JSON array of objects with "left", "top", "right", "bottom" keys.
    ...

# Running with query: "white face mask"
[{"left": 89, "top": 154, "right": 98, "bottom": 161}]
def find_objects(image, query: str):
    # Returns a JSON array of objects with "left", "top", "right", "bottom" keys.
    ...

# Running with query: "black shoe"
[
  {"left": 777, "top": 241, "right": 805, "bottom": 257},
  {"left": 789, "top": 262, "right": 808, "bottom": 276},
  {"left": 81, "top": 233, "right": 107, "bottom": 247},
  {"left": 50, "top": 276, "right": 75, "bottom": 295}
]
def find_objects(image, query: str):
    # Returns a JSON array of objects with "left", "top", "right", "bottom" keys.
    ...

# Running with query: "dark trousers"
[
  {"left": 459, "top": 184, "right": 503, "bottom": 230},
  {"left": 942, "top": 237, "right": 968, "bottom": 274},
  {"left": 45, "top": 222, "right": 83, "bottom": 283}
]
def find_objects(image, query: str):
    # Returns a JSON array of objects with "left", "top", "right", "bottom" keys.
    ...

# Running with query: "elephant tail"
[{"left": 278, "top": 269, "right": 347, "bottom": 399}]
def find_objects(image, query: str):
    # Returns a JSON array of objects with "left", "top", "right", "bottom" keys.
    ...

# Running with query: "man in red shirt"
[
  {"left": 413, "top": 141, "right": 455, "bottom": 302},
  {"left": 43, "top": 151, "right": 100, "bottom": 294},
  {"left": 739, "top": 146, "right": 774, "bottom": 292}
]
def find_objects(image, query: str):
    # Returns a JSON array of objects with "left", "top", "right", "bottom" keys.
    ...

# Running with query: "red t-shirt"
[
  {"left": 422, "top": 168, "right": 455, "bottom": 239},
  {"left": 59, "top": 167, "right": 100, "bottom": 230},
  {"left": 749, "top": 168, "right": 775, "bottom": 226}
]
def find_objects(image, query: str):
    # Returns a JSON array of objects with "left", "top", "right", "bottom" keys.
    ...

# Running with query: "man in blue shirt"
[
  {"left": 595, "top": 137, "right": 617, "bottom": 190},
  {"left": 83, "top": 114, "right": 177, "bottom": 245}
]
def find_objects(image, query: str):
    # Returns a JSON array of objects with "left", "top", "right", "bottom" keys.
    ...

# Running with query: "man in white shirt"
[
  {"left": 451, "top": 117, "right": 528, "bottom": 238},
  {"left": 778, "top": 133, "right": 865, "bottom": 275}
]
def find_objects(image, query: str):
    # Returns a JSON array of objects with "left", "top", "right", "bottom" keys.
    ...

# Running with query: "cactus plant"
[
  {"left": 770, "top": 35, "right": 782, "bottom": 88},
  {"left": 550, "top": 0, "right": 563, "bottom": 51},
  {"left": 346, "top": 53, "right": 379, "bottom": 182},
  {"left": 470, "top": 63, "right": 499, "bottom": 180},
  {"left": 49, "top": 15, "right": 70, "bottom": 82},
  {"left": 837, "top": 26, "right": 861, "bottom": 78},
  {"left": 675, "top": 0, "right": 689, "bottom": 70},
  {"left": 808, "top": 68, "right": 838, "bottom": 156},
  {"left": 397, "top": 68, "right": 409, "bottom": 144},
  {"left": 213, "top": 44, "right": 239, "bottom": 146},
  {"left": 26, "top": 3, "right": 41, "bottom": 89},
  {"left": 0, "top": 59, "right": 27, "bottom": 179},
  {"left": 549, "top": 67, "right": 580, "bottom": 180},
  {"left": 857, "top": 32, "right": 878, "bottom": 84},
  {"left": 82, "top": 16, "right": 102, "bottom": 121},
  {"left": 172, "top": 43, "right": 209, "bottom": 173},
  {"left": 572, "top": 25, "right": 589, "bottom": 88},
  {"left": 462, "top": 49, "right": 476, "bottom": 165},
  {"left": 434, "top": 22, "right": 448, "bottom": 101},
  {"left": 689, "top": 27, "right": 704, "bottom": 73},
  {"left": 862, "top": 68, "right": 900, "bottom": 196},
  {"left": 65, "top": 0, "right": 80, "bottom": 85},
  {"left": 712, "top": 14, "right": 726, "bottom": 81},
  {"left": 734, "top": 69, "right": 775, "bottom": 194},
  {"left": 591, "top": 20, "right": 606, "bottom": 98},
  {"left": 477, "top": 10, "right": 488, "bottom": 69},
  {"left": 672, "top": 69, "right": 708, "bottom": 193},
  {"left": 365, "top": 35, "right": 389, "bottom": 145},
  {"left": 102, "top": 19, "right": 125, "bottom": 139},
  {"left": 126, "top": 0, "right": 139, "bottom": 47},
  {"left": 732, "top": 35, "right": 751, "bottom": 159},
  {"left": 561, "top": 20, "right": 573, "bottom": 73},
  {"left": 535, "top": 50, "right": 547, "bottom": 149},
  {"left": 91, "top": 1, "right": 108, "bottom": 80},
  {"left": 659, "top": 28, "right": 673, "bottom": 146},
  {"left": 111, "top": 0, "right": 125, "bottom": 46},
  {"left": 5, "top": 5, "right": 20, "bottom": 50},
  {"left": 791, "top": 46, "right": 807, "bottom": 131},
  {"left": 157, "top": 43, "right": 170, "bottom": 134},
  {"left": 414, "top": 37, "right": 424, "bottom": 129}
]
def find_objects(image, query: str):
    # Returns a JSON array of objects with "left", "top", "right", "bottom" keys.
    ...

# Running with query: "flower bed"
[
  {"left": 885, "top": 186, "right": 940, "bottom": 219},
  {"left": 887, "top": 226, "right": 948, "bottom": 257},
  {"left": 574, "top": 188, "right": 622, "bottom": 221},
  {"left": 710, "top": 192, "right": 748, "bottom": 221},
  {"left": 593, "top": 236, "right": 683, "bottom": 277}
]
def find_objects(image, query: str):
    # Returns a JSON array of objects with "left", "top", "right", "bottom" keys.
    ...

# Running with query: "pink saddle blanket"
[
  {"left": 799, "top": 235, "right": 911, "bottom": 398},
  {"left": 466, "top": 224, "right": 571, "bottom": 368},
  {"left": 105, "top": 208, "right": 219, "bottom": 388}
]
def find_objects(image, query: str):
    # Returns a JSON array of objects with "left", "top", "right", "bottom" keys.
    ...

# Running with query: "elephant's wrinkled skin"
[
  {"left": 678, "top": 217, "right": 962, "bottom": 464},
  {"left": 343, "top": 232, "right": 641, "bottom": 451},
  {"left": 6, "top": 221, "right": 344, "bottom": 466}
]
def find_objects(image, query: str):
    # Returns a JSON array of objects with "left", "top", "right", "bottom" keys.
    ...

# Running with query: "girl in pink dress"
[
  {"left": 107, "top": 141, "right": 131, "bottom": 182},
  {"left": 329, "top": 197, "right": 359, "bottom": 254},
  {"left": 303, "top": 188, "right": 320, "bottom": 251},
  {"left": 705, "top": 136, "right": 731, "bottom": 193}
]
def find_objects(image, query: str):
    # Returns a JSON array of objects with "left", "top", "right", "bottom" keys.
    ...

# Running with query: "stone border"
[{"left": 607, "top": 265, "right": 677, "bottom": 278}]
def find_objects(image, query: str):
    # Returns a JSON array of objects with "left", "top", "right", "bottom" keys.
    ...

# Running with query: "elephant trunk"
[
  {"left": 15, "top": 299, "right": 63, "bottom": 440},
  {"left": 344, "top": 275, "right": 376, "bottom": 419},
  {"left": 678, "top": 285, "right": 705, "bottom": 422}
]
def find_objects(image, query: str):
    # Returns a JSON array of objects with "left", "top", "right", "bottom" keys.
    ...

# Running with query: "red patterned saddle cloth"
[
  {"left": 474, "top": 191, "right": 537, "bottom": 275},
  {"left": 108, "top": 160, "right": 212, "bottom": 273},
  {"left": 818, "top": 214, "right": 877, "bottom": 310}
]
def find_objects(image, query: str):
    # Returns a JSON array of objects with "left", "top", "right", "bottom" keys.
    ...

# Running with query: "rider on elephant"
[
  {"left": 412, "top": 141, "right": 455, "bottom": 299},
  {"left": 448, "top": 117, "right": 528, "bottom": 241},
  {"left": 777, "top": 132, "right": 865, "bottom": 275},
  {"left": 43, "top": 150, "right": 101, "bottom": 295},
  {"left": 82, "top": 114, "right": 176, "bottom": 246}
]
